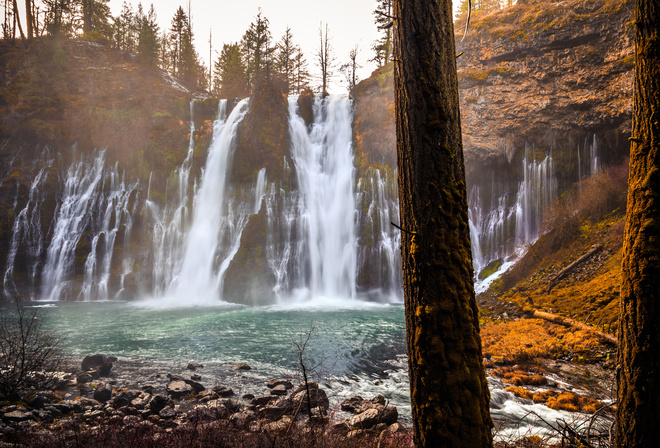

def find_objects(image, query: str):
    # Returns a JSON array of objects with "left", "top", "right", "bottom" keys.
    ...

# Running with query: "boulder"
[
  {"left": 81, "top": 354, "right": 117, "bottom": 377},
  {"left": 187, "top": 362, "right": 204, "bottom": 370},
  {"left": 229, "top": 409, "right": 256, "bottom": 428},
  {"left": 185, "top": 379, "right": 205, "bottom": 394},
  {"left": 159, "top": 406, "right": 177, "bottom": 419},
  {"left": 267, "top": 378, "right": 293, "bottom": 389},
  {"left": 340, "top": 395, "right": 385, "bottom": 414},
  {"left": 2, "top": 410, "right": 35, "bottom": 423},
  {"left": 349, "top": 406, "right": 398, "bottom": 429},
  {"left": 257, "top": 397, "right": 292, "bottom": 420},
  {"left": 76, "top": 372, "right": 93, "bottom": 384},
  {"left": 212, "top": 385, "right": 234, "bottom": 397},
  {"left": 148, "top": 395, "right": 171, "bottom": 414},
  {"left": 231, "top": 363, "right": 252, "bottom": 371},
  {"left": 93, "top": 384, "right": 113, "bottom": 403},
  {"left": 290, "top": 383, "right": 329, "bottom": 412},
  {"left": 270, "top": 384, "right": 288, "bottom": 396},
  {"left": 251, "top": 395, "right": 276, "bottom": 407},
  {"left": 166, "top": 380, "right": 193, "bottom": 398}
]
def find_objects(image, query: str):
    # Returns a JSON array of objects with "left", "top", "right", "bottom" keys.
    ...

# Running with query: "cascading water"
[
  {"left": 40, "top": 150, "right": 137, "bottom": 301},
  {"left": 152, "top": 99, "right": 252, "bottom": 305},
  {"left": 469, "top": 144, "right": 557, "bottom": 289},
  {"left": 356, "top": 167, "right": 402, "bottom": 301},
  {"left": 3, "top": 156, "right": 52, "bottom": 297},
  {"left": 284, "top": 95, "right": 357, "bottom": 301}
]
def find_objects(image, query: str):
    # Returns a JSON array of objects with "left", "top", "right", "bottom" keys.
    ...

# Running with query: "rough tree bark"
[
  {"left": 616, "top": 0, "right": 660, "bottom": 446},
  {"left": 393, "top": 1, "right": 493, "bottom": 447}
]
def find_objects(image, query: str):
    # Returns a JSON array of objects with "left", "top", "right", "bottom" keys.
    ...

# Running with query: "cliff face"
[
  {"left": 456, "top": 0, "right": 633, "bottom": 168},
  {"left": 0, "top": 38, "right": 212, "bottom": 298}
]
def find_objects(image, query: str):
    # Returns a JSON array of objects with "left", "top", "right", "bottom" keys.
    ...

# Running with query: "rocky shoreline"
[{"left": 0, "top": 354, "right": 408, "bottom": 447}]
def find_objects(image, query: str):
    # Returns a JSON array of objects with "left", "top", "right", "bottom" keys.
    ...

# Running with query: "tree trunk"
[
  {"left": 616, "top": 0, "right": 660, "bottom": 446},
  {"left": 393, "top": 1, "right": 493, "bottom": 447},
  {"left": 24, "top": 0, "right": 32, "bottom": 38},
  {"left": 12, "top": 0, "right": 24, "bottom": 40}
]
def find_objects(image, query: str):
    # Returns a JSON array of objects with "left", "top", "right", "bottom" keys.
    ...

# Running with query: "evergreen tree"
[
  {"left": 178, "top": 22, "right": 205, "bottom": 88},
  {"left": 276, "top": 26, "right": 297, "bottom": 93},
  {"left": 110, "top": 1, "right": 133, "bottom": 50},
  {"left": 42, "top": 0, "right": 75, "bottom": 36},
  {"left": 78, "top": 0, "right": 111, "bottom": 37},
  {"left": 241, "top": 10, "right": 271, "bottom": 91},
  {"left": 372, "top": 0, "right": 393, "bottom": 66},
  {"left": 212, "top": 42, "right": 248, "bottom": 99},
  {"left": 393, "top": 0, "right": 494, "bottom": 445},
  {"left": 292, "top": 45, "right": 310, "bottom": 95},
  {"left": 340, "top": 45, "right": 361, "bottom": 91},
  {"left": 169, "top": 6, "right": 188, "bottom": 76},
  {"left": 616, "top": 0, "right": 660, "bottom": 446},
  {"left": 137, "top": 3, "right": 159, "bottom": 66}
]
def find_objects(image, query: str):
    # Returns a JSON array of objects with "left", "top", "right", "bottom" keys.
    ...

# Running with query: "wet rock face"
[{"left": 455, "top": 0, "right": 634, "bottom": 166}]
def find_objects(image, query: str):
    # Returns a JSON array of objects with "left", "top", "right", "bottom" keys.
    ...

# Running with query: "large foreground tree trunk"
[
  {"left": 616, "top": 0, "right": 660, "bottom": 446},
  {"left": 393, "top": 1, "right": 493, "bottom": 447}
]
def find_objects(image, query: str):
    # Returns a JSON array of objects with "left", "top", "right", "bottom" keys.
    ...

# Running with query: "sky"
[{"left": 108, "top": 0, "right": 385, "bottom": 92}]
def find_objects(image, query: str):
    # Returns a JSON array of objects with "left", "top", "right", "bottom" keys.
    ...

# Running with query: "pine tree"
[
  {"left": 340, "top": 45, "right": 361, "bottom": 91},
  {"left": 42, "top": 0, "right": 75, "bottom": 37},
  {"left": 137, "top": 3, "right": 159, "bottom": 66},
  {"left": 292, "top": 45, "right": 310, "bottom": 95},
  {"left": 212, "top": 42, "right": 248, "bottom": 99},
  {"left": 110, "top": 2, "right": 133, "bottom": 50},
  {"left": 276, "top": 27, "right": 297, "bottom": 93},
  {"left": 79, "top": 0, "right": 111, "bottom": 37},
  {"left": 372, "top": 0, "right": 393, "bottom": 66},
  {"left": 393, "top": 0, "right": 494, "bottom": 445},
  {"left": 241, "top": 10, "right": 271, "bottom": 91},
  {"left": 169, "top": 6, "right": 188, "bottom": 76}
]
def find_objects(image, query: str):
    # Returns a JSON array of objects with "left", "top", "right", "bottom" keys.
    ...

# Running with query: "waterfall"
[
  {"left": 155, "top": 99, "right": 250, "bottom": 304},
  {"left": 40, "top": 151, "right": 137, "bottom": 301},
  {"left": 3, "top": 159, "right": 52, "bottom": 297},
  {"left": 145, "top": 100, "right": 209, "bottom": 297},
  {"left": 286, "top": 95, "right": 357, "bottom": 301},
  {"left": 469, "top": 144, "right": 557, "bottom": 284},
  {"left": 356, "top": 167, "right": 402, "bottom": 301}
]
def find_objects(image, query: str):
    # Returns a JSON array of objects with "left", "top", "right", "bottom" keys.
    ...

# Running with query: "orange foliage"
[
  {"left": 505, "top": 386, "right": 533, "bottom": 400},
  {"left": 481, "top": 319, "right": 605, "bottom": 363}
]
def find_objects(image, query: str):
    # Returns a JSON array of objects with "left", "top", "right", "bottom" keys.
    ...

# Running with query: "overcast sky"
[{"left": 108, "top": 0, "right": 386, "bottom": 92}]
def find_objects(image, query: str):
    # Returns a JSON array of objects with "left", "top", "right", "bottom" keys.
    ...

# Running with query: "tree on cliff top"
[
  {"left": 316, "top": 22, "right": 335, "bottom": 94},
  {"left": 241, "top": 10, "right": 272, "bottom": 92},
  {"left": 393, "top": 0, "right": 493, "bottom": 446},
  {"left": 616, "top": 0, "right": 660, "bottom": 445},
  {"left": 212, "top": 42, "right": 248, "bottom": 100}
]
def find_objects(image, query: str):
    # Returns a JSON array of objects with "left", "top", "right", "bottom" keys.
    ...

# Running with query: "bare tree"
[
  {"left": 0, "top": 301, "right": 64, "bottom": 400},
  {"left": 316, "top": 22, "right": 335, "bottom": 94}
]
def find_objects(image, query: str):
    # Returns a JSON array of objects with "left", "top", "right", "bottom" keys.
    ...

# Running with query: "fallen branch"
[
  {"left": 547, "top": 244, "right": 603, "bottom": 292},
  {"left": 531, "top": 310, "right": 617, "bottom": 344}
]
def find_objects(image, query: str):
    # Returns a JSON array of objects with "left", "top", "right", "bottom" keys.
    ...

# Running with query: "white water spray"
[
  {"left": 287, "top": 95, "right": 357, "bottom": 301},
  {"left": 162, "top": 99, "right": 250, "bottom": 305}
]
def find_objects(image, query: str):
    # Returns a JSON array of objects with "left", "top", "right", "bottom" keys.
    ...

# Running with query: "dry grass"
[
  {"left": 6, "top": 418, "right": 413, "bottom": 448},
  {"left": 481, "top": 319, "right": 604, "bottom": 364},
  {"left": 492, "top": 367, "right": 548, "bottom": 386}
]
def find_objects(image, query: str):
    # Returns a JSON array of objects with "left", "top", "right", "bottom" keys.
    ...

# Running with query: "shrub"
[{"left": 0, "top": 301, "right": 64, "bottom": 399}]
